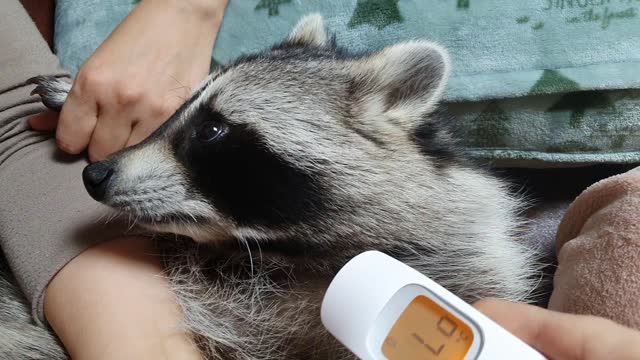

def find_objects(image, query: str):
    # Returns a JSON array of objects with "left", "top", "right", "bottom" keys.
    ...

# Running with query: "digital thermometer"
[{"left": 321, "top": 251, "right": 546, "bottom": 360}]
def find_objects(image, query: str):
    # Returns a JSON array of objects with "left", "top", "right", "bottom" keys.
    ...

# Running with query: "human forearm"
[
  {"left": 149, "top": 0, "right": 229, "bottom": 22},
  {"left": 45, "top": 236, "right": 202, "bottom": 360}
]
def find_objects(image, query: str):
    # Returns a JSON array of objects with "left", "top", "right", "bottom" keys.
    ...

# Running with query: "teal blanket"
[{"left": 54, "top": 0, "right": 640, "bottom": 167}]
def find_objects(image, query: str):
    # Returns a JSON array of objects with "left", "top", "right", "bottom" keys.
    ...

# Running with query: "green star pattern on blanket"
[
  {"left": 348, "top": 0, "right": 403, "bottom": 30},
  {"left": 255, "top": 0, "right": 292, "bottom": 16},
  {"left": 457, "top": 0, "right": 470, "bottom": 9},
  {"left": 470, "top": 101, "right": 510, "bottom": 148},
  {"left": 548, "top": 91, "right": 614, "bottom": 128},
  {"left": 611, "top": 134, "right": 628, "bottom": 150},
  {"left": 529, "top": 70, "right": 581, "bottom": 95}
]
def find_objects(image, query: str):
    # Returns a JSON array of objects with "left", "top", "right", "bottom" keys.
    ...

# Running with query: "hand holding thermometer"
[{"left": 321, "top": 251, "right": 546, "bottom": 360}]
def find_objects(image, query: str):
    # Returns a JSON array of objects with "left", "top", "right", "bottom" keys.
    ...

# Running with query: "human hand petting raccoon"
[{"left": 29, "top": 0, "right": 227, "bottom": 162}]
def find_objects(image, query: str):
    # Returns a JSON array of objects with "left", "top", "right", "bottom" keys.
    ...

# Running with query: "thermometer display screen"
[{"left": 382, "top": 295, "right": 474, "bottom": 360}]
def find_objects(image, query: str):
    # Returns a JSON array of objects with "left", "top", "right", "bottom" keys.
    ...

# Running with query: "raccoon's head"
[{"left": 82, "top": 15, "right": 453, "bottom": 243}]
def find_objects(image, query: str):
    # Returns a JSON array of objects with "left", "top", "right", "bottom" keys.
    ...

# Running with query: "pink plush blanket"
[{"left": 549, "top": 166, "right": 640, "bottom": 329}]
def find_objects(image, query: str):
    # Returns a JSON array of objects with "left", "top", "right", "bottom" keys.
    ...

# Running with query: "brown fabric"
[
  {"left": 0, "top": 0, "right": 127, "bottom": 324},
  {"left": 19, "top": 0, "right": 55, "bottom": 49},
  {"left": 549, "top": 166, "right": 640, "bottom": 329}
]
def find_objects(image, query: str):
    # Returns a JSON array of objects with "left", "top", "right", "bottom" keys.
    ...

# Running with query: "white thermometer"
[{"left": 321, "top": 251, "right": 546, "bottom": 360}]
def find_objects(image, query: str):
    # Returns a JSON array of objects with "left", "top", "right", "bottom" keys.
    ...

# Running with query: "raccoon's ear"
[
  {"left": 287, "top": 14, "right": 330, "bottom": 47},
  {"left": 349, "top": 41, "right": 450, "bottom": 131}
]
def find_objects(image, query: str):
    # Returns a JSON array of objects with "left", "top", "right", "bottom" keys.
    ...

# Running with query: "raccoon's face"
[{"left": 82, "top": 15, "right": 452, "bottom": 242}]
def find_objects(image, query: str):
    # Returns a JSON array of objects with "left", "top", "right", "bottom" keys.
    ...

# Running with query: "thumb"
[
  {"left": 474, "top": 298, "right": 640, "bottom": 360},
  {"left": 28, "top": 111, "right": 59, "bottom": 131}
]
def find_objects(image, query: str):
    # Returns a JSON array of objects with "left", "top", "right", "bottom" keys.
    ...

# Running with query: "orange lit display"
[{"left": 382, "top": 296, "right": 474, "bottom": 360}]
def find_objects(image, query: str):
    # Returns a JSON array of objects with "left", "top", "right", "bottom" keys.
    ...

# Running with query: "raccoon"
[{"left": 21, "top": 14, "right": 540, "bottom": 360}]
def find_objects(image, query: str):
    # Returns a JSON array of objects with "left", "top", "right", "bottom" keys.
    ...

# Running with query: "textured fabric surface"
[
  {"left": 524, "top": 201, "right": 571, "bottom": 264},
  {"left": 521, "top": 200, "right": 571, "bottom": 306},
  {"left": 449, "top": 89, "right": 640, "bottom": 167},
  {"left": 0, "top": 0, "right": 127, "bottom": 324},
  {"left": 549, "top": 166, "right": 640, "bottom": 329},
  {"left": 54, "top": 0, "right": 640, "bottom": 167},
  {"left": 57, "top": 0, "right": 640, "bottom": 101}
]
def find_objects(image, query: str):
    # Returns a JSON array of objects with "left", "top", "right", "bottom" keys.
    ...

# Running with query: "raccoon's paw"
[{"left": 27, "top": 76, "right": 71, "bottom": 112}]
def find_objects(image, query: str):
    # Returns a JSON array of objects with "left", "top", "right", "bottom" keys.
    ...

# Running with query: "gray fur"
[
  {"left": 0, "top": 258, "right": 66, "bottom": 359},
  {"left": 2, "top": 15, "right": 543, "bottom": 359}
]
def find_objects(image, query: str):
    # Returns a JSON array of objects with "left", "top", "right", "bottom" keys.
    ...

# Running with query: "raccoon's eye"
[{"left": 196, "top": 120, "right": 227, "bottom": 142}]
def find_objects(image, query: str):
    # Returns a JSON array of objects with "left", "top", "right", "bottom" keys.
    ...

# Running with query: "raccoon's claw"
[
  {"left": 26, "top": 75, "right": 71, "bottom": 112},
  {"left": 29, "top": 83, "right": 47, "bottom": 97},
  {"left": 26, "top": 75, "right": 47, "bottom": 85},
  {"left": 29, "top": 85, "right": 41, "bottom": 97},
  {"left": 27, "top": 75, "right": 56, "bottom": 94}
]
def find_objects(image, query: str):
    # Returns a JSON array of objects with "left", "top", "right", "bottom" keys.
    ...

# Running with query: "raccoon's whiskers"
[
  {"left": 126, "top": 213, "right": 138, "bottom": 232},
  {"left": 104, "top": 210, "right": 121, "bottom": 225},
  {"left": 239, "top": 237, "right": 255, "bottom": 276},
  {"left": 126, "top": 211, "right": 133, "bottom": 230},
  {"left": 183, "top": 208, "right": 199, "bottom": 224},
  {"left": 255, "top": 239, "right": 264, "bottom": 267},
  {"left": 95, "top": 211, "right": 108, "bottom": 224},
  {"left": 167, "top": 75, "right": 190, "bottom": 102}
]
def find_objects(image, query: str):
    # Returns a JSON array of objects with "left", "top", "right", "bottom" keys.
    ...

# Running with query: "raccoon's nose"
[{"left": 82, "top": 161, "right": 114, "bottom": 201}]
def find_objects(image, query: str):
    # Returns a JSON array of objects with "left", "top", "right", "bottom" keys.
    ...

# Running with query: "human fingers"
[
  {"left": 55, "top": 71, "right": 99, "bottom": 154},
  {"left": 474, "top": 298, "right": 640, "bottom": 360},
  {"left": 87, "top": 108, "right": 133, "bottom": 162},
  {"left": 28, "top": 111, "right": 59, "bottom": 131}
]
